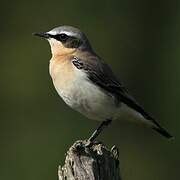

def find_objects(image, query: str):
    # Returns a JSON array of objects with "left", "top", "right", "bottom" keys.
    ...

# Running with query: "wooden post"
[{"left": 58, "top": 140, "right": 121, "bottom": 180}]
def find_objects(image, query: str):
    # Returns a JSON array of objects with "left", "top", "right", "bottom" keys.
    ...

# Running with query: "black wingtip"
[{"left": 153, "top": 127, "right": 174, "bottom": 139}]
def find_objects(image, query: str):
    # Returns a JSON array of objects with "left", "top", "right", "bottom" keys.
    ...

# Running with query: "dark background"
[{"left": 0, "top": 0, "right": 179, "bottom": 180}]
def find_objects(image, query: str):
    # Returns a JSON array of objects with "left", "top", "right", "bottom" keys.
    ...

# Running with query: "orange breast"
[{"left": 49, "top": 55, "right": 76, "bottom": 91}]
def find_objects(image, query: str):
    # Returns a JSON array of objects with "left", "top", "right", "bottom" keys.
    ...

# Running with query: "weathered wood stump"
[{"left": 58, "top": 140, "right": 121, "bottom": 180}]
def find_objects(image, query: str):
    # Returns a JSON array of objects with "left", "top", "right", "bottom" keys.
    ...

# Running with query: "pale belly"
[
  {"left": 51, "top": 64, "right": 118, "bottom": 121},
  {"left": 56, "top": 79, "right": 118, "bottom": 121}
]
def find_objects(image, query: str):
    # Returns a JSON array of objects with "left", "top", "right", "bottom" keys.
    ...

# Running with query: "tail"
[
  {"left": 152, "top": 126, "right": 173, "bottom": 139},
  {"left": 150, "top": 118, "right": 173, "bottom": 139},
  {"left": 118, "top": 102, "right": 173, "bottom": 139},
  {"left": 138, "top": 108, "right": 173, "bottom": 139}
]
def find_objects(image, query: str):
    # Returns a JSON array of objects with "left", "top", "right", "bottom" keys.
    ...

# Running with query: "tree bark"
[{"left": 58, "top": 140, "right": 121, "bottom": 180}]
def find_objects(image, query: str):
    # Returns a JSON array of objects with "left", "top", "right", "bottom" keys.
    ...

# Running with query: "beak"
[{"left": 33, "top": 32, "right": 50, "bottom": 39}]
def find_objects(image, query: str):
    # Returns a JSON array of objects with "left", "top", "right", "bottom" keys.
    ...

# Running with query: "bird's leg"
[{"left": 88, "top": 119, "right": 112, "bottom": 142}]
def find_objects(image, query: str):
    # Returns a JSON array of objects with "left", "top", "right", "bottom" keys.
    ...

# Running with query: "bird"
[{"left": 33, "top": 25, "right": 173, "bottom": 141}]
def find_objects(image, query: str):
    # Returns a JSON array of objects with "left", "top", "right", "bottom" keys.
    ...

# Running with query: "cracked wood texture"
[{"left": 58, "top": 140, "right": 121, "bottom": 180}]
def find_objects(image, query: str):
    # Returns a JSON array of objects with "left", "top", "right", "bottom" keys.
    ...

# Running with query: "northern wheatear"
[{"left": 34, "top": 25, "right": 173, "bottom": 141}]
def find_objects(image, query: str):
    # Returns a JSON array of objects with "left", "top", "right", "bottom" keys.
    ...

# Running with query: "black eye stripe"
[
  {"left": 48, "top": 33, "right": 82, "bottom": 48},
  {"left": 60, "top": 33, "right": 68, "bottom": 39},
  {"left": 50, "top": 33, "right": 69, "bottom": 41}
]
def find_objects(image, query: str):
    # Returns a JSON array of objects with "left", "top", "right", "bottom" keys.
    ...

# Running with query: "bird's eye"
[{"left": 58, "top": 33, "right": 68, "bottom": 41}]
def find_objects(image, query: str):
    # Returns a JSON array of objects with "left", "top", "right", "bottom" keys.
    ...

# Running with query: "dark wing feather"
[
  {"left": 72, "top": 56, "right": 173, "bottom": 138},
  {"left": 72, "top": 56, "right": 153, "bottom": 121}
]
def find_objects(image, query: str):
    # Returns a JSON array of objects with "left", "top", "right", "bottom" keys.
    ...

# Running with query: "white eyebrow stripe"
[
  {"left": 47, "top": 30, "right": 57, "bottom": 35},
  {"left": 60, "top": 31, "right": 76, "bottom": 36},
  {"left": 47, "top": 30, "right": 76, "bottom": 37}
]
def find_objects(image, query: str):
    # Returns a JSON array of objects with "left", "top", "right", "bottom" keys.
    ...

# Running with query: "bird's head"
[{"left": 33, "top": 25, "right": 92, "bottom": 56}]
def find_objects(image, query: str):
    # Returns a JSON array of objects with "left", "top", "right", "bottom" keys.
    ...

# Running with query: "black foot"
[{"left": 88, "top": 119, "right": 112, "bottom": 142}]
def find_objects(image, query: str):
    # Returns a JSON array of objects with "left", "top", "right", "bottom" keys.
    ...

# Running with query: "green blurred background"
[{"left": 0, "top": 0, "right": 179, "bottom": 179}]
